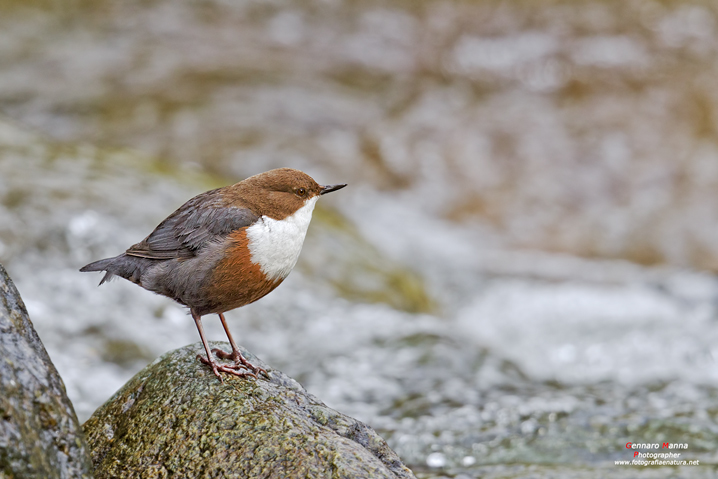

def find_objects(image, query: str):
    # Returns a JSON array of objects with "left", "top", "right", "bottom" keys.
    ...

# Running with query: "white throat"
[{"left": 245, "top": 196, "right": 319, "bottom": 282}]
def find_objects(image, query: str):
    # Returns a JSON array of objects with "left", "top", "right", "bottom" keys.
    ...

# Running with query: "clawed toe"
[
  {"left": 211, "top": 348, "right": 270, "bottom": 379},
  {"left": 211, "top": 347, "right": 234, "bottom": 360},
  {"left": 197, "top": 354, "right": 257, "bottom": 381},
  {"left": 219, "top": 363, "right": 257, "bottom": 379}
]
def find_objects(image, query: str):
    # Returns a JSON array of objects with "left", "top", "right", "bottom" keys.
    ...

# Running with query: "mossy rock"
[
  {"left": 0, "top": 262, "right": 93, "bottom": 479},
  {"left": 83, "top": 342, "right": 416, "bottom": 479}
]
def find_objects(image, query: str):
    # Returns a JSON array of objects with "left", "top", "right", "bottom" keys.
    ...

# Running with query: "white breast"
[{"left": 245, "top": 196, "right": 319, "bottom": 282}]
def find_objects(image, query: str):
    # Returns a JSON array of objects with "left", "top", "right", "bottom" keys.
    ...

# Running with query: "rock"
[
  {"left": 83, "top": 342, "right": 416, "bottom": 479},
  {"left": 0, "top": 262, "right": 94, "bottom": 478}
]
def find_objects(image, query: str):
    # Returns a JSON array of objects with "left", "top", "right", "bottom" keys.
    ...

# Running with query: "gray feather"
[{"left": 125, "top": 188, "right": 258, "bottom": 260}]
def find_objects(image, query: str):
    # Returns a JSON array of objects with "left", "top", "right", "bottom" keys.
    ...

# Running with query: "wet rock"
[
  {"left": 83, "top": 342, "right": 416, "bottom": 479},
  {"left": 0, "top": 262, "right": 94, "bottom": 478}
]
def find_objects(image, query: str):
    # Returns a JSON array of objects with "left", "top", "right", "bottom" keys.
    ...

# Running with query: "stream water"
[{"left": 2, "top": 1, "right": 718, "bottom": 477}]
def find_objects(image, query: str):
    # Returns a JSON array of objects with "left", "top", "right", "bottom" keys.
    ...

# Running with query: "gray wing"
[{"left": 125, "top": 188, "right": 259, "bottom": 260}]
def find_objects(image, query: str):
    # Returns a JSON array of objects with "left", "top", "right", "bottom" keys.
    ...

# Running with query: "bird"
[{"left": 80, "top": 168, "right": 346, "bottom": 382}]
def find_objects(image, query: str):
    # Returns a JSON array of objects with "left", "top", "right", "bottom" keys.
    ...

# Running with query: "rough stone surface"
[
  {"left": 0, "top": 262, "right": 94, "bottom": 479},
  {"left": 83, "top": 342, "right": 416, "bottom": 479}
]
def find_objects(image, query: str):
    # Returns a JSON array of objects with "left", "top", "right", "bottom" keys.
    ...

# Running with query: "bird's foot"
[
  {"left": 196, "top": 354, "right": 257, "bottom": 382},
  {"left": 212, "top": 348, "right": 270, "bottom": 379}
]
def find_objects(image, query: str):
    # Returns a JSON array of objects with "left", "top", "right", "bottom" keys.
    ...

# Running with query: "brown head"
[{"left": 227, "top": 168, "right": 346, "bottom": 220}]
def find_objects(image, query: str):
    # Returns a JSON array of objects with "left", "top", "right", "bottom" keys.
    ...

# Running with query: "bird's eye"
[{"left": 295, "top": 187, "right": 307, "bottom": 197}]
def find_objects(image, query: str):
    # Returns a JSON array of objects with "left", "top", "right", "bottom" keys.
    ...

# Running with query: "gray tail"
[
  {"left": 80, "top": 257, "right": 115, "bottom": 272},
  {"left": 81, "top": 254, "right": 154, "bottom": 286},
  {"left": 81, "top": 253, "right": 158, "bottom": 286},
  {"left": 80, "top": 256, "right": 119, "bottom": 285}
]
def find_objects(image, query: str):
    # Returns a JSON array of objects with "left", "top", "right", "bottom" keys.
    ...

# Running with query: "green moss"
[{"left": 83, "top": 342, "right": 416, "bottom": 479}]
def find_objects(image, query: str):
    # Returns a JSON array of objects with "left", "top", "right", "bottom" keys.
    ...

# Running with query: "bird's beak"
[{"left": 320, "top": 184, "right": 347, "bottom": 195}]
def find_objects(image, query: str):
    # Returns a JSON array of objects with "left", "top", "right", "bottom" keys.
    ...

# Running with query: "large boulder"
[
  {"left": 83, "top": 342, "right": 416, "bottom": 479},
  {"left": 0, "top": 262, "right": 94, "bottom": 478}
]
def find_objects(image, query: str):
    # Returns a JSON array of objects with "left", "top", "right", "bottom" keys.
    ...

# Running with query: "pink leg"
[
  {"left": 191, "top": 309, "right": 257, "bottom": 381},
  {"left": 212, "top": 312, "right": 269, "bottom": 378}
]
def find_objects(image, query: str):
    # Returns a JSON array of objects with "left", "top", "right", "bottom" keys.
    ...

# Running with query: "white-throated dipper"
[{"left": 80, "top": 168, "right": 347, "bottom": 381}]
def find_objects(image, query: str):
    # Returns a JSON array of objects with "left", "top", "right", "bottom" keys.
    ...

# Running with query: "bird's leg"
[
  {"left": 212, "top": 312, "right": 269, "bottom": 378},
  {"left": 191, "top": 309, "right": 257, "bottom": 381}
]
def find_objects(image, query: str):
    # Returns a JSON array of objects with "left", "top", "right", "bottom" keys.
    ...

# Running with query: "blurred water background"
[{"left": 2, "top": 0, "right": 718, "bottom": 477}]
